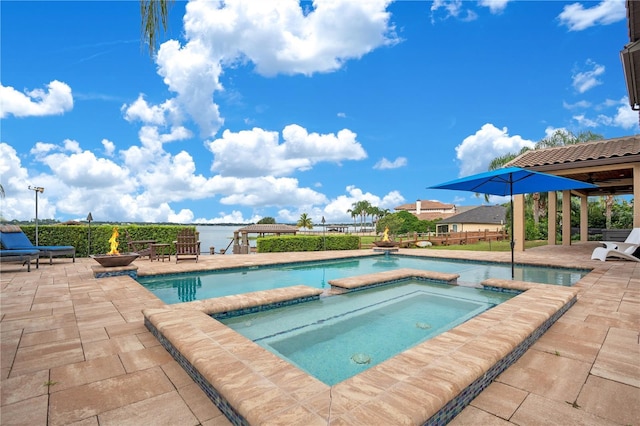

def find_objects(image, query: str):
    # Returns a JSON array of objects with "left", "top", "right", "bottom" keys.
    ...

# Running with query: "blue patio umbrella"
[{"left": 429, "top": 167, "right": 598, "bottom": 279}]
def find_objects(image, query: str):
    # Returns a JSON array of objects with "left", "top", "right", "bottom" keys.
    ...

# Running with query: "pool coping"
[{"left": 143, "top": 268, "right": 579, "bottom": 425}]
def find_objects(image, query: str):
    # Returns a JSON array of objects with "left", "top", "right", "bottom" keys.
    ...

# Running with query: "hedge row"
[
  {"left": 16, "top": 224, "right": 196, "bottom": 258},
  {"left": 256, "top": 234, "right": 359, "bottom": 252}
]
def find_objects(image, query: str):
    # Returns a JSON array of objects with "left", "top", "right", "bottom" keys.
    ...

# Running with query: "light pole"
[
  {"left": 87, "top": 212, "right": 93, "bottom": 256},
  {"left": 321, "top": 216, "right": 326, "bottom": 251},
  {"left": 28, "top": 186, "right": 44, "bottom": 246}
]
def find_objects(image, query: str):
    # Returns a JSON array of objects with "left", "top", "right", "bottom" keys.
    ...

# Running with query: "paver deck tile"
[
  {"left": 1, "top": 244, "right": 638, "bottom": 425},
  {"left": 510, "top": 393, "right": 619, "bottom": 425},
  {"left": 49, "top": 355, "right": 126, "bottom": 393},
  {"left": 97, "top": 391, "right": 199, "bottom": 426},
  {"left": 466, "top": 381, "right": 528, "bottom": 420},
  {"left": 0, "top": 369, "right": 49, "bottom": 406},
  {"left": 48, "top": 366, "right": 175, "bottom": 425},
  {"left": 576, "top": 375, "right": 640, "bottom": 426},
  {"left": 497, "top": 349, "right": 593, "bottom": 403}
]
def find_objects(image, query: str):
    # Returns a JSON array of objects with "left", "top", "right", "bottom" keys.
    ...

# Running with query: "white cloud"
[
  {"left": 563, "top": 100, "right": 592, "bottom": 110},
  {"left": 102, "top": 139, "right": 116, "bottom": 156},
  {"left": 478, "top": 0, "right": 512, "bottom": 14},
  {"left": 570, "top": 97, "right": 640, "bottom": 130},
  {"left": 455, "top": 123, "right": 535, "bottom": 177},
  {"left": 558, "top": 0, "right": 625, "bottom": 31},
  {"left": 207, "top": 124, "right": 366, "bottom": 177},
  {"left": 322, "top": 185, "right": 405, "bottom": 222},
  {"left": 194, "top": 210, "right": 261, "bottom": 224},
  {"left": 153, "top": 0, "right": 397, "bottom": 137},
  {"left": 430, "top": 0, "right": 513, "bottom": 19},
  {"left": 214, "top": 175, "right": 328, "bottom": 207},
  {"left": 613, "top": 104, "right": 640, "bottom": 129},
  {"left": 373, "top": 157, "right": 407, "bottom": 170},
  {"left": 572, "top": 60, "right": 605, "bottom": 93},
  {"left": 430, "top": 0, "right": 480, "bottom": 22},
  {"left": 0, "top": 80, "right": 73, "bottom": 118},
  {"left": 572, "top": 114, "right": 600, "bottom": 128},
  {"left": 122, "top": 95, "right": 182, "bottom": 126}
]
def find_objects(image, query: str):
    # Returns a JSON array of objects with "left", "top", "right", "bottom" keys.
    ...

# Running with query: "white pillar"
[
  {"left": 514, "top": 194, "right": 525, "bottom": 251},
  {"left": 548, "top": 191, "right": 557, "bottom": 245},
  {"left": 580, "top": 194, "right": 588, "bottom": 242},
  {"left": 634, "top": 164, "right": 640, "bottom": 228},
  {"left": 562, "top": 190, "right": 571, "bottom": 246}
]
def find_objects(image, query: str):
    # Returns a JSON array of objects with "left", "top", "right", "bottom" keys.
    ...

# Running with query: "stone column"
[
  {"left": 548, "top": 191, "right": 557, "bottom": 245},
  {"left": 562, "top": 190, "right": 571, "bottom": 246}
]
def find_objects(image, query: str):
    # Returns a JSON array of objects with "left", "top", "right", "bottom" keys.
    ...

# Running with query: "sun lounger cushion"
[{"left": 0, "top": 227, "right": 75, "bottom": 264}]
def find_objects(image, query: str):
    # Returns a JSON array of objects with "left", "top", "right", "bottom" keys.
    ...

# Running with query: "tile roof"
[
  {"left": 507, "top": 135, "right": 640, "bottom": 168},
  {"left": 237, "top": 224, "right": 299, "bottom": 233},
  {"left": 394, "top": 200, "right": 455, "bottom": 211},
  {"left": 438, "top": 205, "right": 506, "bottom": 224}
]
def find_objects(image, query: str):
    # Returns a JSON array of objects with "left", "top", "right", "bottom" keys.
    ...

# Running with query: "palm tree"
[
  {"left": 140, "top": 0, "right": 174, "bottom": 56},
  {"left": 347, "top": 208, "right": 357, "bottom": 230},
  {"left": 297, "top": 213, "right": 313, "bottom": 230},
  {"left": 0, "top": 184, "right": 4, "bottom": 199}
]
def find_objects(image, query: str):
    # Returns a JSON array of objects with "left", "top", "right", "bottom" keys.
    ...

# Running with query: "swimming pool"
[
  {"left": 220, "top": 279, "right": 514, "bottom": 385},
  {"left": 137, "top": 254, "right": 587, "bottom": 304}
]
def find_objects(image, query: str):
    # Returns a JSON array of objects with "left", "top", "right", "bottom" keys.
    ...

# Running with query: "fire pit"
[
  {"left": 91, "top": 253, "right": 139, "bottom": 267},
  {"left": 91, "top": 227, "right": 139, "bottom": 267},
  {"left": 373, "top": 226, "right": 399, "bottom": 248}
]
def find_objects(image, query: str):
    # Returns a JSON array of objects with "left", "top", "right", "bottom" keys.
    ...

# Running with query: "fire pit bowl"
[
  {"left": 373, "top": 240, "right": 400, "bottom": 248},
  {"left": 91, "top": 253, "right": 139, "bottom": 267}
]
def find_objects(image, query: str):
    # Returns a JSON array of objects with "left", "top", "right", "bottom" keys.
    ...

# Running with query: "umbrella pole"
[{"left": 510, "top": 180, "right": 515, "bottom": 279}]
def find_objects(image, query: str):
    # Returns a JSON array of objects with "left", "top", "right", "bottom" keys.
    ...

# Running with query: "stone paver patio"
[{"left": 1, "top": 242, "right": 638, "bottom": 425}]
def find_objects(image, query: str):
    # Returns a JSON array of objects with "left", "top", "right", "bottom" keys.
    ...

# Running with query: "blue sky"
[{"left": 0, "top": 0, "right": 636, "bottom": 224}]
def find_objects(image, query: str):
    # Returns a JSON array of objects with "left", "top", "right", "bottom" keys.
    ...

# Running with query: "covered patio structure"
[
  {"left": 232, "top": 224, "right": 299, "bottom": 254},
  {"left": 506, "top": 135, "right": 640, "bottom": 251}
]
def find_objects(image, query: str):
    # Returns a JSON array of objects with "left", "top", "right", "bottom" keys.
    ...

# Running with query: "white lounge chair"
[{"left": 591, "top": 228, "right": 640, "bottom": 262}]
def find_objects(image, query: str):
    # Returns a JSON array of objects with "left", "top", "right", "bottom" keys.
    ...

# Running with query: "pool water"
[
  {"left": 220, "top": 279, "right": 514, "bottom": 385},
  {"left": 137, "top": 255, "right": 587, "bottom": 304}
]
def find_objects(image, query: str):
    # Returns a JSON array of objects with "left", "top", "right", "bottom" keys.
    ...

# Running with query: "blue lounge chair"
[
  {"left": 0, "top": 249, "right": 40, "bottom": 272},
  {"left": 0, "top": 225, "right": 75, "bottom": 264}
]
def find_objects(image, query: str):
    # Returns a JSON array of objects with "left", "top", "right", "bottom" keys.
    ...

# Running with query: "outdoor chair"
[
  {"left": 591, "top": 228, "right": 640, "bottom": 262},
  {"left": 125, "top": 230, "right": 155, "bottom": 259},
  {"left": 0, "top": 225, "right": 75, "bottom": 264},
  {"left": 0, "top": 249, "right": 40, "bottom": 272},
  {"left": 174, "top": 228, "right": 200, "bottom": 263}
]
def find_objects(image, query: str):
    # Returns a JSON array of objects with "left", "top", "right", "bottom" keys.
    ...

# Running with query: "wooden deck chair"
[
  {"left": 125, "top": 231, "right": 154, "bottom": 259},
  {"left": 174, "top": 228, "right": 200, "bottom": 263}
]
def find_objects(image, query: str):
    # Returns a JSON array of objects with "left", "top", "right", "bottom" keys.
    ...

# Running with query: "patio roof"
[
  {"left": 507, "top": 135, "right": 640, "bottom": 196},
  {"left": 236, "top": 224, "right": 299, "bottom": 234}
]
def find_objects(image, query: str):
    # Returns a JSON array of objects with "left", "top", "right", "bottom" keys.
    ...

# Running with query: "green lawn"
[{"left": 360, "top": 235, "right": 548, "bottom": 252}]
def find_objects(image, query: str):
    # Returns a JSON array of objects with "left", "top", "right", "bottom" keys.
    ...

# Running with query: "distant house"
[
  {"left": 436, "top": 205, "right": 506, "bottom": 234},
  {"left": 394, "top": 200, "right": 460, "bottom": 221}
]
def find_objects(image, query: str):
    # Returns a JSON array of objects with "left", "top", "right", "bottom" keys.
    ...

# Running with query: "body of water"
[{"left": 195, "top": 224, "right": 361, "bottom": 254}]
